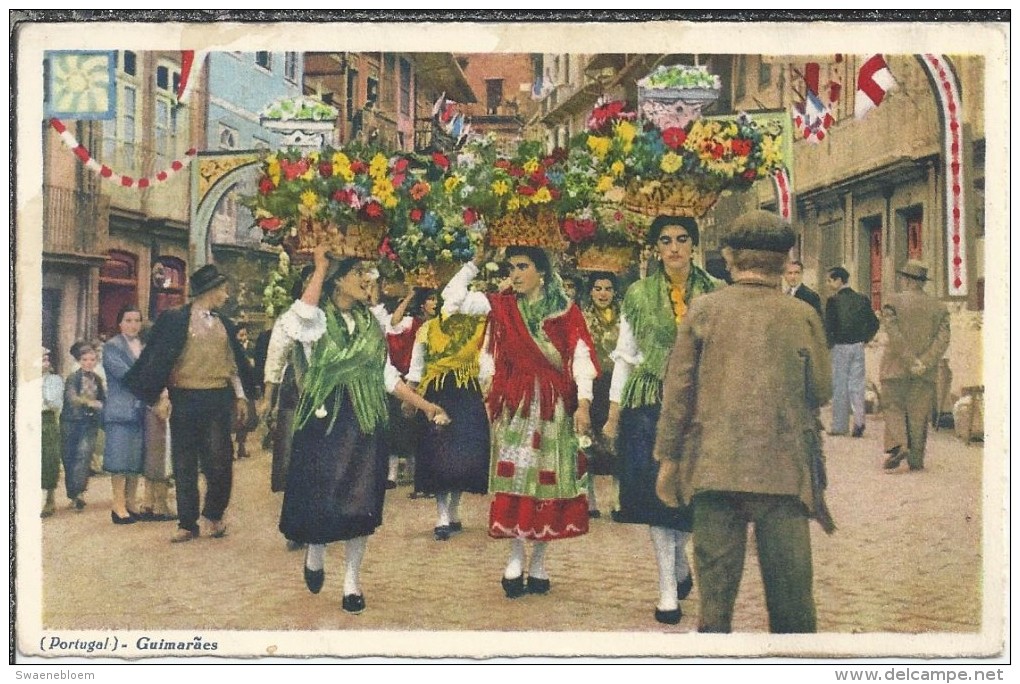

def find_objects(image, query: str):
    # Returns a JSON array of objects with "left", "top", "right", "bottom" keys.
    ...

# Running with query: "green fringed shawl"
[
  {"left": 293, "top": 302, "right": 389, "bottom": 435},
  {"left": 620, "top": 266, "right": 719, "bottom": 408}
]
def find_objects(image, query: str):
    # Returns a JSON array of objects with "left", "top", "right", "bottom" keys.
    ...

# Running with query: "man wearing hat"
[
  {"left": 125, "top": 264, "right": 256, "bottom": 543},
  {"left": 879, "top": 260, "right": 951, "bottom": 472},
  {"left": 653, "top": 209, "right": 833, "bottom": 633}
]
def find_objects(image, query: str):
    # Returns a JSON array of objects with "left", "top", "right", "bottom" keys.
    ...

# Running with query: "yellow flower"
[
  {"left": 533, "top": 187, "right": 552, "bottom": 203},
  {"left": 614, "top": 120, "right": 637, "bottom": 144},
  {"left": 522, "top": 158, "right": 540, "bottom": 174},
  {"left": 587, "top": 136, "right": 611, "bottom": 160},
  {"left": 369, "top": 153, "right": 389, "bottom": 179},
  {"left": 373, "top": 178, "right": 395, "bottom": 198},
  {"left": 442, "top": 233, "right": 454, "bottom": 244},
  {"left": 610, "top": 160, "right": 625, "bottom": 177},
  {"left": 300, "top": 166, "right": 316, "bottom": 182},
  {"left": 760, "top": 135, "right": 783, "bottom": 168},
  {"left": 507, "top": 196, "right": 521, "bottom": 211},
  {"left": 440, "top": 249, "right": 453, "bottom": 260},
  {"left": 267, "top": 158, "right": 281, "bottom": 179},
  {"left": 444, "top": 175, "right": 462, "bottom": 193},
  {"left": 300, "top": 190, "right": 319, "bottom": 209},
  {"left": 307, "top": 151, "right": 320, "bottom": 164},
  {"left": 269, "top": 172, "right": 281, "bottom": 187},
  {"left": 491, "top": 179, "right": 510, "bottom": 196},
  {"left": 595, "top": 175, "right": 614, "bottom": 193},
  {"left": 383, "top": 195, "right": 399, "bottom": 209},
  {"left": 660, "top": 152, "right": 683, "bottom": 174}
]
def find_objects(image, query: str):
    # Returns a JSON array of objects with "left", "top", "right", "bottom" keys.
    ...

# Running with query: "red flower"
[
  {"left": 541, "top": 156, "right": 557, "bottom": 168},
  {"left": 494, "top": 159, "right": 512, "bottom": 170},
  {"left": 711, "top": 143, "right": 726, "bottom": 159},
  {"left": 551, "top": 146, "right": 569, "bottom": 162},
  {"left": 561, "top": 217, "right": 596, "bottom": 243},
  {"left": 410, "top": 208, "right": 424, "bottom": 223},
  {"left": 549, "top": 187, "right": 561, "bottom": 200},
  {"left": 393, "top": 157, "right": 409, "bottom": 173},
  {"left": 662, "top": 127, "right": 687, "bottom": 150},
  {"left": 350, "top": 160, "right": 368, "bottom": 174},
  {"left": 431, "top": 152, "right": 450, "bottom": 170},
  {"left": 392, "top": 173, "right": 406, "bottom": 188},
  {"left": 742, "top": 169, "right": 758, "bottom": 181},
  {"left": 517, "top": 185, "right": 536, "bottom": 196},
  {"left": 463, "top": 208, "right": 478, "bottom": 226},
  {"left": 613, "top": 210, "right": 624, "bottom": 221},
  {"left": 362, "top": 202, "right": 384, "bottom": 219},
  {"left": 258, "top": 176, "right": 274, "bottom": 195},
  {"left": 332, "top": 188, "right": 351, "bottom": 203},
  {"left": 731, "top": 139, "right": 753, "bottom": 157},
  {"left": 507, "top": 165, "right": 524, "bottom": 178},
  {"left": 319, "top": 162, "right": 333, "bottom": 177},
  {"left": 530, "top": 169, "right": 548, "bottom": 185},
  {"left": 258, "top": 217, "right": 283, "bottom": 232},
  {"left": 281, "top": 158, "right": 308, "bottom": 181}
]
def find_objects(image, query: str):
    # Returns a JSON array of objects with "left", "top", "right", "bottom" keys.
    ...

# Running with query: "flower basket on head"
[
  {"left": 283, "top": 218, "right": 388, "bottom": 260},
  {"left": 487, "top": 209, "right": 566, "bottom": 249},
  {"left": 623, "top": 177, "right": 721, "bottom": 218},
  {"left": 406, "top": 260, "right": 462, "bottom": 289},
  {"left": 575, "top": 244, "right": 639, "bottom": 274}
]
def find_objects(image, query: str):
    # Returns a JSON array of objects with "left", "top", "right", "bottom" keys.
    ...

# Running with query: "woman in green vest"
[{"left": 603, "top": 215, "right": 721, "bottom": 625}]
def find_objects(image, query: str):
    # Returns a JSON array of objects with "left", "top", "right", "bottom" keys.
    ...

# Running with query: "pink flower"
[
  {"left": 393, "top": 157, "right": 409, "bottom": 173},
  {"left": 463, "top": 208, "right": 478, "bottom": 226}
]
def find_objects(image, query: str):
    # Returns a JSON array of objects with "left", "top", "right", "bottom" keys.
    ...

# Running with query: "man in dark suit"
[
  {"left": 783, "top": 260, "right": 823, "bottom": 318},
  {"left": 125, "top": 265, "right": 256, "bottom": 543}
]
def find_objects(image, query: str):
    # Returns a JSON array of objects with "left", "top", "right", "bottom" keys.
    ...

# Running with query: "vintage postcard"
[{"left": 12, "top": 12, "right": 1010, "bottom": 665}]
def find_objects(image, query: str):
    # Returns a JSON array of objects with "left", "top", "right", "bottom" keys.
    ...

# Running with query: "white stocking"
[
  {"left": 675, "top": 530, "right": 692, "bottom": 583},
  {"left": 387, "top": 456, "right": 399, "bottom": 481},
  {"left": 505, "top": 538, "right": 526, "bottom": 579},
  {"left": 528, "top": 541, "right": 549, "bottom": 580},
  {"left": 587, "top": 476, "right": 598, "bottom": 512},
  {"left": 305, "top": 543, "right": 326, "bottom": 572},
  {"left": 449, "top": 492, "right": 462, "bottom": 524},
  {"left": 650, "top": 526, "right": 678, "bottom": 611},
  {"left": 343, "top": 536, "right": 368, "bottom": 596},
  {"left": 436, "top": 492, "right": 451, "bottom": 527}
]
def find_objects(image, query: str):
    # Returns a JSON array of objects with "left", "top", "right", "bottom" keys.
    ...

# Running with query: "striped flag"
[
  {"left": 176, "top": 50, "right": 206, "bottom": 105},
  {"left": 855, "top": 54, "right": 897, "bottom": 119}
]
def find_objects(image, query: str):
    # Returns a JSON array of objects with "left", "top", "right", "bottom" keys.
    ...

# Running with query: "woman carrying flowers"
[
  {"left": 441, "top": 246, "right": 598, "bottom": 599},
  {"left": 278, "top": 246, "right": 450, "bottom": 614},
  {"left": 602, "top": 215, "right": 721, "bottom": 625},
  {"left": 404, "top": 286, "right": 491, "bottom": 542}
]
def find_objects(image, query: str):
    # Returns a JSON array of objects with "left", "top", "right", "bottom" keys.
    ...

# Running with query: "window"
[
  {"left": 156, "top": 65, "right": 169, "bottom": 90},
  {"left": 366, "top": 76, "right": 379, "bottom": 106},
  {"left": 399, "top": 58, "right": 411, "bottom": 116},
  {"left": 155, "top": 98, "right": 174, "bottom": 168},
  {"left": 758, "top": 58, "right": 772, "bottom": 87},
  {"left": 486, "top": 78, "right": 504, "bottom": 115},
  {"left": 103, "top": 84, "right": 137, "bottom": 173},
  {"left": 122, "top": 51, "right": 136, "bottom": 76},
  {"left": 906, "top": 209, "right": 923, "bottom": 260},
  {"left": 172, "top": 71, "right": 181, "bottom": 96},
  {"left": 255, "top": 51, "right": 271, "bottom": 70},
  {"left": 219, "top": 125, "right": 237, "bottom": 150},
  {"left": 285, "top": 52, "right": 298, "bottom": 82}
]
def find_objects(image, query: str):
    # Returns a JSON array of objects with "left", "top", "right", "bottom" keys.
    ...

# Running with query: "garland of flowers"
[{"left": 49, "top": 118, "right": 197, "bottom": 189}]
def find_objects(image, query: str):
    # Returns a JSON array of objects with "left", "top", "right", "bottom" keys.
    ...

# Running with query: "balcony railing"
[{"left": 43, "top": 184, "right": 106, "bottom": 256}]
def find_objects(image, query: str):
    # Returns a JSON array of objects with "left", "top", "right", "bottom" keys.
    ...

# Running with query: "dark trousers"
[
  {"left": 168, "top": 388, "right": 235, "bottom": 533},
  {"left": 692, "top": 491, "right": 817, "bottom": 634}
]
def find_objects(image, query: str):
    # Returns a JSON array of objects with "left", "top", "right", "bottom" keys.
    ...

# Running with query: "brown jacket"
[
  {"left": 653, "top": 279, "right": 832, "bottom": 512},
  {"left": 879, "top": 289, "right": 951, "bottom": 383}
]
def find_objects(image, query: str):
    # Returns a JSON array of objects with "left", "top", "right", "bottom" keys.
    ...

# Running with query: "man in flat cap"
[
  {"left": 126, "top": 264, "right": 256, "bottom": 543},
  {"left": 653, "top": 209, "right": 833, "bottom": 633},
  {"left": 879, "top": 260, "right": 951, "bottom": 472}
]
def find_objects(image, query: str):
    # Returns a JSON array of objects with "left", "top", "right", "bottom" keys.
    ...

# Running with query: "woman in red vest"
[{"left": 442, "top": 246, "right": 598, "bottom": 598}]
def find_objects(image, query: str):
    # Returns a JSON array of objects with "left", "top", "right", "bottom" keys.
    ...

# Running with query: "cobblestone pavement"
[{"left": 30, "top": 414, "right": 1000, "bottom": 657}]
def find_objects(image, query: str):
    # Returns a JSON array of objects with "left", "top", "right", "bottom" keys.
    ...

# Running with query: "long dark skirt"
[
  {"left": 414, "top": 377, "right": 490, "bottom": 495},
  {"left": 270, "top": 367, "right": 300, "bottom": 494},
  {"left": 41, "top": 411, "right": 61, "bottom": 490},
  {"left": 587, "top": 373, "right": 616, "bottom": 476},
  {"left": 614, "top": 403, "right": 692, "bottom": 530},
  {"left": 279, "top": 390, "right": 387, "bottom": 544},
  {"left": 385, "top": 394, "right": 416, "bottom": 459}
]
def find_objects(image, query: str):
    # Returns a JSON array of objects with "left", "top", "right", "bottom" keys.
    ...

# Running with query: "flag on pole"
[
  {"left": 855, "top": 54, "right": 897, "bottom": 119},
  {"left": 176, "top": 50, "right": 206, "bottom": 105}
]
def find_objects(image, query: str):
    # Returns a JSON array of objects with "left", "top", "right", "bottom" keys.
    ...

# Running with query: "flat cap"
[{"left": 721, "top": 209, "right": 796, "bottom": 253}]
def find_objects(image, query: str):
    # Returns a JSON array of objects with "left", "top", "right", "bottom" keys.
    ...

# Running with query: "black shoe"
[
  {"left": 73, "top": 498, "right": 86, "bottom": 511},
  {"left": 655, "top": 607, "right": 682, "bottom": 625},
  {"left": 111, "top": 511, "right": 137, "bottom": 525},
  {"left": 908, "top": 464, "right": 925, "bottom": 472},
  {"left": 501, "top": 575, "right": 526, "bottom": 599},
  {"left": 588, "top": 509, "right": 601, "bottom": 519},
  {"left": 826, "top": 431, "right": 848, "bottom": 437},
  {"left": 610, "top": 510, "right": 622, "bottom": 522},
  {"left": 149, "top": 512, "right": 178, "bottom": 522},
  {"left": 304, "top": 566, "right": 325, "bottom": 594},
  {"left": 526, "top": 576, "right": 551, "bottom": 595},
  {"left": 434, "top": 525, "right": 451, "bottom": 541},
  {"left": 677, "top": 574, "right": 693, "bottom": 601},
  {"left": 386, "top": 480, "right": 397, "bottom": 490},
  {"left": 851, "top": 424, "right": 866, "bottom": 438},
  {"left": 448, "top": 521, "right": 463, "bottom": 533},
  {"left": 342, "top": 594, "right": 365, "bottom": 614},
  {"left": 883, "top": 448, "right": 906, "bottom": 470}
]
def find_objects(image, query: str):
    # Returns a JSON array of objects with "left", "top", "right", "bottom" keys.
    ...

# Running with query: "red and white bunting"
[
  {"left": 772, "top": 168, "right": 792, "bottom": 222},
  {"left": 176, "top": 50, "right": 207, "bottom": 105},
  {"left": 919, "top": 55, "right": 968, "bottom": 296},
  {"left": 49, "top": 118, "right": 197, "bottom": 190}
]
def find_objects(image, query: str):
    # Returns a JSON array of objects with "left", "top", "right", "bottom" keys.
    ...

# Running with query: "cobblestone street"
[{"left": 28, "top": 413, "right": 1000, "bottom": 658}]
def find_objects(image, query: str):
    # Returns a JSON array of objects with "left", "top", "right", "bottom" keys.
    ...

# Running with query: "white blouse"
[
  {"left": 263, "top": 300, "right": 401, "bottom": 394},
  {"left": 608, "top": 313, "right": 643, "bottom": 403},
  {"left": 440, "top": 262, "right": 596, "bottom": 400}
]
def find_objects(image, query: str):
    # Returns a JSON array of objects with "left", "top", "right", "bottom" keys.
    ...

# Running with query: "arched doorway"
[{"left": 98, "top": 250, "right": 138, "bottom": 339}]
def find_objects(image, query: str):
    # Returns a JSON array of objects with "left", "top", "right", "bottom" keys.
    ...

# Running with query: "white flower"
[
  {"left": 314, "top": 406, "right": 328, "bottom": 419},
  {"left": 485, "top": 261, "right": 500, "bottom": 273}
]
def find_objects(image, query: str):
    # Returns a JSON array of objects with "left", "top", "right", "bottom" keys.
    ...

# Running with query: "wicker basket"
[
  {"left": 623, "top": 177, "right": 720, "bottom": 218},
  {"left": 286, "top": 218, "right": 388, "bottom": 260},
  {"left": 406, "top": 260, "right": 463, "bottom": 289},
  {"left": 575, "top": 243, "right": 638, "bottom": 274},
  {"left": 487, "top": 209, "right": 566, "bottom": 249}
]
